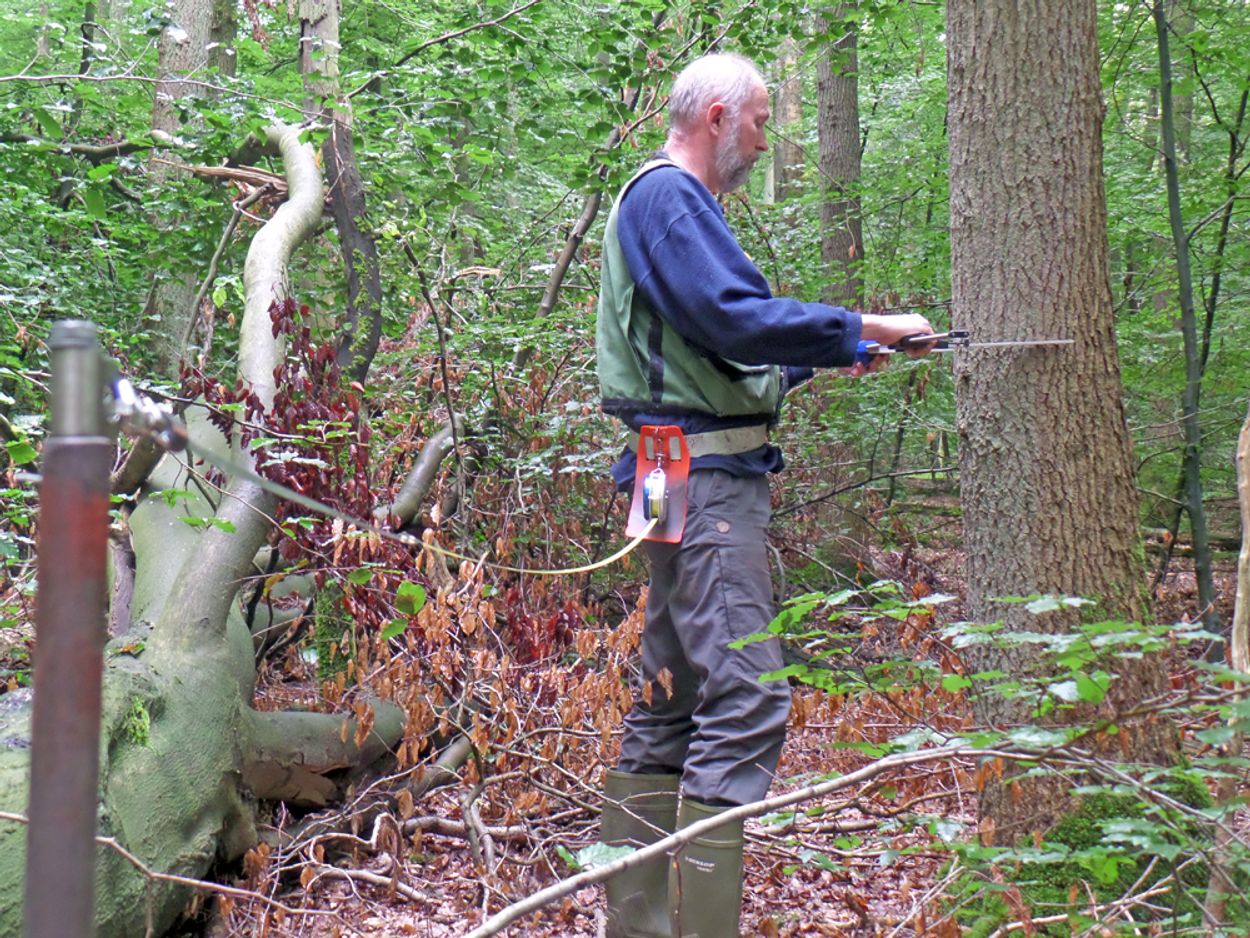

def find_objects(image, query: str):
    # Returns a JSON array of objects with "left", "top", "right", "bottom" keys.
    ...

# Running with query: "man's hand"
[{"left": 859, "top": 313, "right": 937, "bottom": 357}]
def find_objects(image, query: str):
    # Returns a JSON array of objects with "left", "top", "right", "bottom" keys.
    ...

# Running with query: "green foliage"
[
  {"left": 756, "top": 581, "right": 1250, "bottom": 933},
  {"left": 311, "top": 585, "right": 352, "bottom": 681},
  {"left": 122, "top": 696, "right": 152, "bottom": 748}
]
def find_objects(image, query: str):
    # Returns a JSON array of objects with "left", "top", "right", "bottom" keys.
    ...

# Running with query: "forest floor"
[{"left": 192, "top": 524, "right": 1243, "bottom": 938}]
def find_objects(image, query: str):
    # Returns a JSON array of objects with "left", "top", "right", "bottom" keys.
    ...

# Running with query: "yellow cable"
[{"left": 414, "top": 518, "right": 657, "bottom": 576}]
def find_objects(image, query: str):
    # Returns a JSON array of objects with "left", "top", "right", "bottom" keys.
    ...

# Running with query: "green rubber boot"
[
  {"left": 668, "top": 799, "right": 745, "bottom": 938},
  {"left": 601, "top": 770, "right": 681, "bottom": 938}
]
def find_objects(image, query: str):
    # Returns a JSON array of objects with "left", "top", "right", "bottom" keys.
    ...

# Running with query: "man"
[{"left": 596, "top": 53, "right": 933, "bottom": 937}]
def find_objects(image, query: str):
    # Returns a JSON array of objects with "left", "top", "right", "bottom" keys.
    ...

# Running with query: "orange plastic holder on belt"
[{"left": 627, "top": 425, "right": 690, "bottom": 544}]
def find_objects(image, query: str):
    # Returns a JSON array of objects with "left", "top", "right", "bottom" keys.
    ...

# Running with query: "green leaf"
[
  {"left": 33, "top": 107, "right": 62, "bottom": 139},
  {"left": 728, "top": 630, "right": 774, "bottom": 649},
  {"left": 346, "top": 568, "right": 374, "bottom": 585},
  {"left": 5, "top": 440, "right": 37, "bottom": 465},
  {"left": 82, "top": 187, "right": 106, "bottom": 220},
  {"left": 797, "top": 849, "right": 841, "bottom": 872},
  {"left": 396, "top": 581, "right": 427, "bottom": 615},
  {"left": 757, "top": 664, "right": 807, "bottom": 683},
  {"left": 941, "top": 673, "right": 972, "bottom": 692},
  {"left": 1048, "top": 679, "right": 1080, "bottom": 702},
  {"left": 86, "top": 163, "right": 116, "bottom": 182},
  {"left": 1075, "top": 670, "right": 1109, "bottom": 704},
  {"left": 576, "top": 842, "right": 634, "bottom": 870},
  {"left": 380, "top": 618, "right": 407, "bottom": 641}
]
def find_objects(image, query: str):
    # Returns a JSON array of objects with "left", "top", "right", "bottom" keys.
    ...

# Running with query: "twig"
[
  {"left": 182, "top": 186, "right": 273, "bottom": 352},
  {"left": 392, "top": 0, "right": 546, "bottom": 69},
  {"left": 774, "top": 466, "right": 957, "bottom": 517},
  {"left": 310, "top": 859, "right": 428, "bottom": 902}
]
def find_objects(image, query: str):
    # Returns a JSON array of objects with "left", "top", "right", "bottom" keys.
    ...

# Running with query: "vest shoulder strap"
[{"left": 616, "top": 158, "right": 683, "bottom": 206}]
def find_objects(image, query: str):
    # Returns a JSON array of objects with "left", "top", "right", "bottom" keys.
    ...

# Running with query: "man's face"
[{"left": 714, "top": 83, "right": 770, "bottom": 193}]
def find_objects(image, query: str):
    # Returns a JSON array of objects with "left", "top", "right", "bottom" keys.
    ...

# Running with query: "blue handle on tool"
[{"left": 855, "top": 340, "right": 882, "bottom": 366}]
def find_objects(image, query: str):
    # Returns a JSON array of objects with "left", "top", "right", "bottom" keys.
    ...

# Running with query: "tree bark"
[
  {"left": 947, "top": 0, "right": 1177, "bottom": 844},
  {"left": 1153, "top": 0, "right": 1217, "bottom": 636},
  {"left": 772, "top": 37, "right": 805, "bottom": 203},
  {"left": 816, "top": 5, "right": 862, "bottom": 308},
  {"left": 150, "top": 0, "right": 213, "bottom": 376}
]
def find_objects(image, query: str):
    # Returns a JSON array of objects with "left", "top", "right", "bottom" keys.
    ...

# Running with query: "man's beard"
[{"left": 715, "top": 131, "right": 755, "bottom": 193}]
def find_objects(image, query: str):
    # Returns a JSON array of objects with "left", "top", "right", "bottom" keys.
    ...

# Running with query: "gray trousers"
[{"left": 617, "top": 470, "right": 791, "bottom": 806}]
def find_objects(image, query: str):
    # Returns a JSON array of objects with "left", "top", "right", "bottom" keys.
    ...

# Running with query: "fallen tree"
[{"left": 0, "top": 123, "right": 408, "bottom": 937}]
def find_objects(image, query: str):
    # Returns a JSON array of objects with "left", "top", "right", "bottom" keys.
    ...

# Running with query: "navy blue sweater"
[{"left": 608, "top": 159, "right": 863, "bottom": 487}]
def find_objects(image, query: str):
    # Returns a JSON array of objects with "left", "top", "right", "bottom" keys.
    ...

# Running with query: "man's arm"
[{"left": 620, "top": 171, "right": 864, "bottom": 368}]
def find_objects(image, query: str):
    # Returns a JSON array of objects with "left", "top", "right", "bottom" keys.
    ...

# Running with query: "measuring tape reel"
[
  {"left": 642, "top": 466, "right": 668, "bottom": 523},
  {"left": 627, "top": 425, "right": 690, "bottom": 544}
]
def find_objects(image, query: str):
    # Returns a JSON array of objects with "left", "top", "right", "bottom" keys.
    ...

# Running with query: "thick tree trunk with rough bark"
[
  {"left": 947, "top": 0, "right": 1177, "bottom": 844},
  {"left": 817, "top": 5, "right": 862, "bottom": 308},
  {"left": 0, "top": 127, "right": 405, "bottom": 938}
]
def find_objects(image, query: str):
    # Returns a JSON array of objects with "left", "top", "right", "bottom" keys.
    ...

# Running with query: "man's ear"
[{"left": 707, "top": 101, "right": 727, "bottom": 135}]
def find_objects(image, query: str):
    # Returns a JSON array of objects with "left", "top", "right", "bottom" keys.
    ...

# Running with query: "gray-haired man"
[{"left": 596, "top": 52, "right": 932, "bottom": 937}]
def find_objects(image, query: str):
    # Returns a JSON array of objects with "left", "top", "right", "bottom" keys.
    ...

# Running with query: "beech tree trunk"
[
  {"left": 772, "top": 37, "right": 805, "bottom": 203},
  {"left": 148, "top": 0, "right": 214, "bottom": 375},
  {"left": 947, "top": 0, "right": 1178, "bottom": 843},
  {"left": 816, "top": 4, "right": 862, "bottom": 308}
]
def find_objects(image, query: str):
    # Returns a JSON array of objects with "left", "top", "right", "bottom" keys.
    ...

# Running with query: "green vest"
[{"left": 596, "top": 160, "right": 782, "bottom": 421}]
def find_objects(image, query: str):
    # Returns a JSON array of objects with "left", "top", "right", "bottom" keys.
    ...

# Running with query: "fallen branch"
[{"left": 151, "top": 156, "right": 289, "bottom": 194}]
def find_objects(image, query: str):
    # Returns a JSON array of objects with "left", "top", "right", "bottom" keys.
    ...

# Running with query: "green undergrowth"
[
  {"left": 311, "top": 586, "right": 353, "bottom": 681},
  {"left": 947, "top": 773, "right": 1247, "bottom": 938},
  {"left": 744, "top": 582, "right": 1250, "bottom": 935}
]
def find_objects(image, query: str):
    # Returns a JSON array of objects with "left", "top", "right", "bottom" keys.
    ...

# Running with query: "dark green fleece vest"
[{"left": 596, "top": 160, "right": 781, "bottom": 420}]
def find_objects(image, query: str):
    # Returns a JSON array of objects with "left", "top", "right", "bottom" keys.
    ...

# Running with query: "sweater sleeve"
[{"left": 617, "top": 169, "right": 862, "bottom": 369}]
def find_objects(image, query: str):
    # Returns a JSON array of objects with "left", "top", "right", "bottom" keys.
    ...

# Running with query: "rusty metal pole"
[{"left": 24, "top": 321, "right": 113, "bottom": 938}]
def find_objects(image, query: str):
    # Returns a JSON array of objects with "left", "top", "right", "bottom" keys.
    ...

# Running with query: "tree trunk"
[
  {"left": 1153, "top": 0, "right": 1217, "bottom": 637},
  {"left": 150, "top": 0, "right": 213, "bottom": 376},
  {"left": 300, "top": 0, "right": 384, "bottom": 383},
  {"left": 947, "top": 0, "right": 1178, "bottom": 844},
  {"left": 772, "top": 37, "right": 805, "bottom": 203},
  {"left": 816, "top": 4, "right": 862, "bottom": 308},
  {"left": 0, "top": 126, "right": 404, "bottom": 938}
]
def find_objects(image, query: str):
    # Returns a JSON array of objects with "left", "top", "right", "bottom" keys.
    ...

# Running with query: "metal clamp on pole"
[
  {"left": 111, "top": 376, "right": 188, "bottom": 452},
  {"left": 25, "top": 320, "right": 114, "bottom": 938}
]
